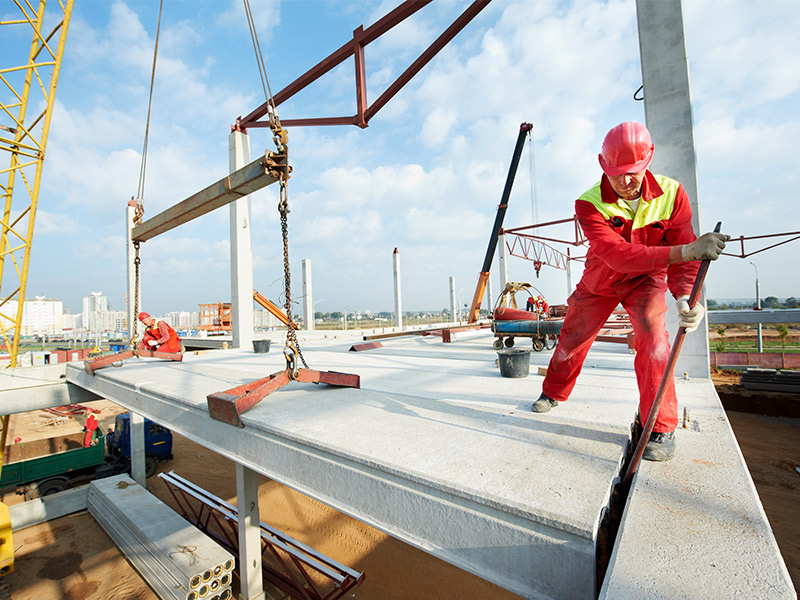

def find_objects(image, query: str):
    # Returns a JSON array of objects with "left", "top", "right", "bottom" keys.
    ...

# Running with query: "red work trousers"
[{"left": 542, "top": 277, "right": 678, "bottom": 433}]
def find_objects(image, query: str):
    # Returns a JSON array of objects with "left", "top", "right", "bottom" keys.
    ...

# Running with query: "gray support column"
[
  {"left": 498, "top": 234, "right": 509, "bottom": 290},
  {"left": 636, "top": 0, "right": 709, "bottom": 378},
  {"left": 393, "top": 248, "right": 403, "bottom": 329},
  {"left": 129, "top": 412, "right": 146, "bottom": 487},
  {"left": 126, "top": 199, "right": 140, "bottom": 346},
  {"left": 229, "top": 130, "right": 254, "bottom": 350},
  {"left": 236, "top": 462, "right": 265, "bottom": 600},
  {"left": 449, "top": 277, "right": 457, "bottom": 322},
  {"left": 302, "top": 259, "right": 313, "bottom": 331}
]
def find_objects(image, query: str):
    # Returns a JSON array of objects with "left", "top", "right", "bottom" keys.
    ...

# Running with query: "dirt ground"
[
  {"left": 2, "top": 401, "right": 521, "bottom": 600},
  {"left": 3, "top": 379, "right": 799, "bottom": 599}
]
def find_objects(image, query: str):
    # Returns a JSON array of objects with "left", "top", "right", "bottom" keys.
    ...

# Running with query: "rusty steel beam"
[
  {"left": 208, "top": 369, "right": 360, "bottom": 427},
  {"left": 238, "top": 0, "right": 491, "bottom": 130},
  {"left": 349, "top": 342, "right": 383, "bottom": 352},
  {"left": 83, "top": 349, "right": 183, "bottom": 375},
  {"left": 131, "top": 151, "right": 287, "bottom": 242}
]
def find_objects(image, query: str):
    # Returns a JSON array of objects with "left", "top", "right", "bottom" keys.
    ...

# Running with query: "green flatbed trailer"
[{"left": 0, "top": 432, "right": 111, "bottom": 499}]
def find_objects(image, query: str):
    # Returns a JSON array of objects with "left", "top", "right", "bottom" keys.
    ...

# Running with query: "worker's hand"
[
  {"left": 675, "top": 295, "right": 704, "bottom": 333},
  {"left": 681, "top": 232, "right": 730, "bottom": 261},
  {"left": 147, "top": 339, "right": 157, "bottom": 347}
]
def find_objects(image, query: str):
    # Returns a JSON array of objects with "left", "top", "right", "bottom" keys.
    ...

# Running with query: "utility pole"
[{"left": 750, "top": 262, "right": 763, "bottom": 353}]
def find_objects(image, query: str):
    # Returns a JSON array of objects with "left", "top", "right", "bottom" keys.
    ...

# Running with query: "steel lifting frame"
[
  {"left": 500, "top": 216, "right": 588, "bottom": 271},
  {"left": 83, "top": 348, "right": 183, "bottom": 375},
  {"left": 721, "top": 230, "right": 800, "bottom": 259},
  {"left": 207, "top": 354, "right": 359, "bottom": 428},
  {"left": 236, "top": 0, "right": 492, "bottom": 130},
  {"left": 158, "top": 471, "right": 365, "bottom": 600}
]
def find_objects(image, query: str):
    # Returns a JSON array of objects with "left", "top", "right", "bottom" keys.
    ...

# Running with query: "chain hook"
[{"left": 283, "top": 343, "right": 299, "bottom": 380}]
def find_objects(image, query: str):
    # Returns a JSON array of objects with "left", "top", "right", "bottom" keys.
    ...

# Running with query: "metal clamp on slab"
[
  {"left": 207, "top": 363, "right": 360, "bottom": 428},
  {"left": 83, "top": 349, "right": 183, "bottom": 375}
]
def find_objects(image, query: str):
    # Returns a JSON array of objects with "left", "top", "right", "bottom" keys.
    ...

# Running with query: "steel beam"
[{"left": 131, "top": 151, "right": 286, "bottom": 242}]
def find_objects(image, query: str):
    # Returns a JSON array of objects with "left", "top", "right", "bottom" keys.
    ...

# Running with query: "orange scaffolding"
[{"left": 199, "top": 302, "right": 231, "bottom": 332}]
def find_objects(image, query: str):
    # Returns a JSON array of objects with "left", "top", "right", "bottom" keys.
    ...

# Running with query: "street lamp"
[
  {"left": 310, "top": 299, "right": 324, "bottom": 331},
  {"left": 750, "top": 262, "right": 763, "bottom": 353},
  {"left": 458, "top": 287, "right": 466, "bottom": 323}
]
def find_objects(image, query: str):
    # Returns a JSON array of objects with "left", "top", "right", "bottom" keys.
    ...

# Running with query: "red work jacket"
[
  {"left": 575, "top": 171, "right": 700, "bottom": 299},
  {"left": 139, "top": 319, "right": 182, "bottom": 353}
]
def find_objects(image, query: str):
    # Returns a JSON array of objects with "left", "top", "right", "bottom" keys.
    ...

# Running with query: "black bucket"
[
  {"left": 497, "top": 348, "right": 531, "bottom": 378},
  {"left": 253, "top": 339, "right": 271, "bottom": 354}
]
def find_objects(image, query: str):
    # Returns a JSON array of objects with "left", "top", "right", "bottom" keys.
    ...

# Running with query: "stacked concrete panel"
[{"left": 88, "top": 474, "right": 234, "bottom": 600}]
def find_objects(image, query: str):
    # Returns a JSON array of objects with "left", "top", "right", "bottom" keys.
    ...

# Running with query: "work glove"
[
  {"left": 681, "top": 232, "right": 730, "bottom": 261},
  {"left": 147, "top": 339, "right": 157, "bottom": 347},
  {"left": 675, "top": 295, "right": 704, "bottom": 333}
]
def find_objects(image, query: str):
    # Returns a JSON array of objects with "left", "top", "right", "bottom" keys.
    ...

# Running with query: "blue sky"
[{"left": 4, "top": 0, "right": 799, "bottom": 316}]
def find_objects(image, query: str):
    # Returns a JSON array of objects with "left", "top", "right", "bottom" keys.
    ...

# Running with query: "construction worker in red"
[
  {"left": 138, "top": 312, "right": 183, "bottom": 354},
  {"left": 531, "top": 122, "right": 729, "bottom": 461}
]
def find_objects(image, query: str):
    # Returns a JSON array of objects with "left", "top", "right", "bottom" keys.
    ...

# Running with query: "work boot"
[
  {"left": 531, "top": 393, "right": 559, "bottom": 413},
  {"left": 642, "top": 430, "right": 676, "bottom": 462}
]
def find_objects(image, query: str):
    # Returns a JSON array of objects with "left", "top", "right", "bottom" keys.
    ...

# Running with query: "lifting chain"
[
  {"left": 129, "top": 202, "right": 144, "bottom": 353},
  {"left": 277, "top": 143, "right": 308, "bottom": 376},
  {"left": 130, "top": 240, "right": 142, "bottom": 353}
]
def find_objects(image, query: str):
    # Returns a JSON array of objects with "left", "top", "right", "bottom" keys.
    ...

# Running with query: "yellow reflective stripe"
[
  {"left": 633, "top": 175, "right": 678, "bottom": 229},
  {"left": 578, "top": 175, "right": 679, "bottom": 228},
  {"left": 578, "top": 181, "right": 635, "bottom": 220}
]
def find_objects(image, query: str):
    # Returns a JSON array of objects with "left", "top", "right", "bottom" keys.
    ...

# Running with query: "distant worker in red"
[
  {"left": 531, "top": 122, "right": 729, "bottom": 461},
  {"left": 138, "top": 312, "right": 183, "bottom": 354},
  {"left": 83, "top": 413, "right": 99, "bottom": 447}
]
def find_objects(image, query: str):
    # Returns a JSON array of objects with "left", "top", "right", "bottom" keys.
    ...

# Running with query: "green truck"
[{"left": 0, "top": 414, "right": 173, "bottom": 500}]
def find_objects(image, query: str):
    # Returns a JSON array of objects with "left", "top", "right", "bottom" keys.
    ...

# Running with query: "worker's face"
[
  {"left": 142, "top": 316, "right": 154, "bottom": 327},
  {"left": 607, "top": 170, "right": 646, "bottom": 200}
]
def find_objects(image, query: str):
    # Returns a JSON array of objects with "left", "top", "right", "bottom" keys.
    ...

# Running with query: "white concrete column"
[
  {"left": 229, "top": 130, "right": 254, "bottom": 350},
  {"left": 302, "top": 259, "right": 313, "bottom": 331},
  {"left": 393, "top": 248, "right": 403, "bottom": 329},
  {"left": 636, "top": 0, "right": 709, "bottom": 378},
  {"left": 126, "top": 199, "right": 140, "bottom": 346},
  {"left": 449, "top": 277, "right": 457, "bottom": 322},
  {"left": 486, "top": 272, "right": 493, "bottom": 316},
  {"left": 236, "top": 462, "right": 265, "bottom": 600},
  {"left": 566, "top": 248, "right": 574, "bottom": 298},
  {"left": 129, "top": 412, "right": 146, "bottom": 487},
  {"left": 498, "top": 234, "right": 509, "bottom": 289}
]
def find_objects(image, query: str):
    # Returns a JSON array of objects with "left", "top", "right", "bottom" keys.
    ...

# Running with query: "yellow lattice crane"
[{"left": 0, "top": 0, "right": 74, "bottom": 577}]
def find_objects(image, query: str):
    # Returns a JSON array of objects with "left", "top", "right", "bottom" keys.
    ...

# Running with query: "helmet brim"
[{"left": 598, "top": 145, "right": 654, "bottom": 177}]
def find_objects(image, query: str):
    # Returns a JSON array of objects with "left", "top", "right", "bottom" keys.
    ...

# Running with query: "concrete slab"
[
  {"left": 54, "top": 331, "right": 794, "bottom": 599},
  {"left": 64, "top": 333, "right": 629, "bottom": 600},
  {"left": 0, "top": 363, "right": 102, "bottom": 414},
  {"left": 600, "top": 378, "right": 796, "bottom": 599}
]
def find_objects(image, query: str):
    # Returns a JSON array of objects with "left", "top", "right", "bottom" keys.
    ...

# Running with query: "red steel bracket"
[
  {"left": 349, "top": 342, "right": 383, "bottom": 352},
  {"left": 84, "top": 349, "right": 183, "bottom": 375},
  {"left": 207, "top": 368, "right": 360, "bottom": 427}
]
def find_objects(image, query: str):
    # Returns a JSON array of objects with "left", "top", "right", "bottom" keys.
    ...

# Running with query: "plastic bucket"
[
  {"left": 497, "top": 348, "right": 531, "bottom": 378},
  {"left": 253, "top": 339, "right": 271, "bottom": 353}
]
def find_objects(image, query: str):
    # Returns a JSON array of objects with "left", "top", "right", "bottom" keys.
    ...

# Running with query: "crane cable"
[
  {"left": 243, "top": 0, "right": 306, "bottom": 372},
  {"left": 130, "top": 0, "right": 164, "bottom": 351}
]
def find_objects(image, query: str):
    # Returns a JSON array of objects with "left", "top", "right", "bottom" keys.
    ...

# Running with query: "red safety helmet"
[
  {"left": 138, "top": 311, "right": 150, "bottom": 321},
  {"left": 598, "top": 121, "right": 654, "bottom": 176}
]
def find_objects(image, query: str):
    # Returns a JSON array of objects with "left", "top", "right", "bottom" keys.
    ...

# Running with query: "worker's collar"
[{"left": 600, "top": 170, "right": 663, "bottom": 204}]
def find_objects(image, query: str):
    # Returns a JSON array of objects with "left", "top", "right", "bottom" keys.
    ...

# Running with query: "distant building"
[
  {"left": 95, "top": 310, "right": 126, "bottom": 333},
  {"left": 1, "top": 297, "right": 63, "bottom": 336},
  {"left": 254, "top": 308, "right": 284, "bottom": 329},
  {"left": 82, "top": 292, "right": 109, "bottom": 331},
  {"left": 164, "top": 311, "right": 192, "bottom": 328},
  {"left": 62, "top": 312, "right": 81, "bottom": 331}
]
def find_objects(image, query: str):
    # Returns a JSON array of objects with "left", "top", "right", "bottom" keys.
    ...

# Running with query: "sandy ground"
[
  {"left": 2, "top": 378, "right": 799, "bottom": 599},
  {"left": 2, "top": 401, "right": 521, "bottom": 600}
]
